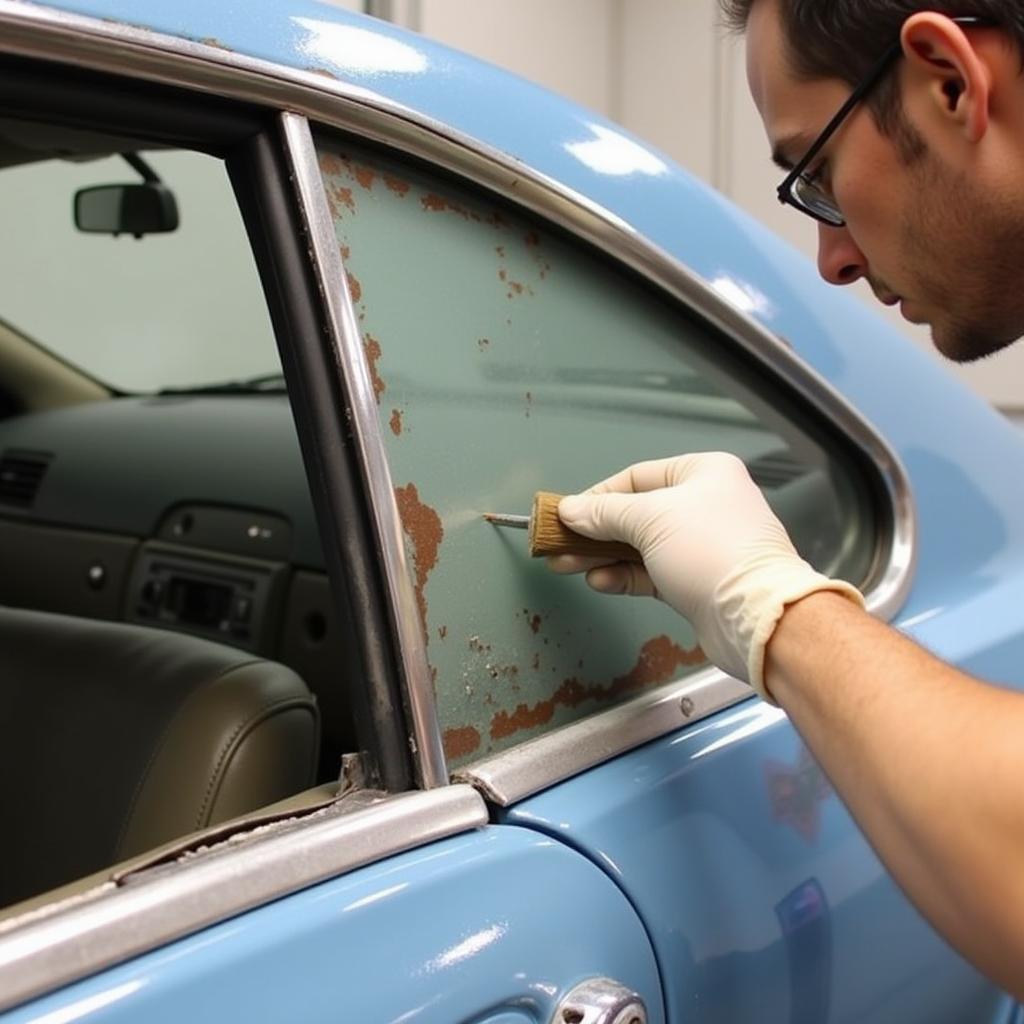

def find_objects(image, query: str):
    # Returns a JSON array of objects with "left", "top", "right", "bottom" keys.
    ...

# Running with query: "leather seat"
[{"left": 0, "top": 607, "right": 320, "bottom": 908}]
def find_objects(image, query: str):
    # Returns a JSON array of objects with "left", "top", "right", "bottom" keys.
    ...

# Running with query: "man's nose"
[{"left": 816, "top": 222, "right": 867, "bottom": 285}]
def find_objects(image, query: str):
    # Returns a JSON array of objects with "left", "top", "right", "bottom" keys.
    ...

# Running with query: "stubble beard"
[{"left": 901, "top": 156, "right": 1024, "bottom": 363}]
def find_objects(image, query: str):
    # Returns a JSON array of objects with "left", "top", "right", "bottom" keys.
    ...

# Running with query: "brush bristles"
[{"left": 528, "top": 491, "right": 643, "bottom": 562}]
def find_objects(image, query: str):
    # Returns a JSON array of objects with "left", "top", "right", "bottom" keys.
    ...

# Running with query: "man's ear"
[{"left": 901, "top": 13, "right": 991, "bottom": 143}]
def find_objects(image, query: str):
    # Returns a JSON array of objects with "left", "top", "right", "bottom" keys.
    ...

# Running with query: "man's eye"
[{"left": 801, "top": 161, "right": 831, "bottom": 192}]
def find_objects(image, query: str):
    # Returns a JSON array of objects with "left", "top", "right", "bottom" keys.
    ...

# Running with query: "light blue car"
[{"left": 0, "top": 1, "right": 1021, "bottom": 1021}]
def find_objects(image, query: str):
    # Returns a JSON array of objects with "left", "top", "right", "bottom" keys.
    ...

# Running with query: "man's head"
[{"left": 728, "top": 0, "right": 1024, "bottom": 362}]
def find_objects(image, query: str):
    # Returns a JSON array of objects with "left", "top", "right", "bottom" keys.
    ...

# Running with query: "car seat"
[{"left": 0, "top": 606, "right": 320, "bottom": 907}]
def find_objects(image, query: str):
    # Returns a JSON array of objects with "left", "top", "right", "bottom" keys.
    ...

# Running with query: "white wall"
[{"left": 384, "top": 0, "right": 1024, "bottom": 411}]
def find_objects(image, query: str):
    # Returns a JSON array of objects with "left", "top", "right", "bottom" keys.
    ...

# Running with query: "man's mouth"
[{"left": 899, "top": 298, "right": 926, "bottom": 325}]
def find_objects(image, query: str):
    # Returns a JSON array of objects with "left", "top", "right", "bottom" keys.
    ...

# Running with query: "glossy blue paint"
[
  {"left": 502, "top": 704, "right": 1012, "bottom": 1023},
  {"left": 3, "top": 826, "right": 665, "bottom": 1024}
]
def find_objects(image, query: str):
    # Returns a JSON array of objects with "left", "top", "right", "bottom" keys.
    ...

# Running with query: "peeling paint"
[
  {"left": 394, "top": 483, "right": 444, "bottom": 637},
  {"left": 489, "top": 635, "right": 704, "bottom": 740},
  {"left": 199, "top": 36, "right": 234, "bottom": 52},
  {"left": 364, "top": 334, "right": 385, "bottom": 403},
  {"left": 332, "top": 185, "right": 355, "bottom": 214},
  {"left": 354, "top": 166, "right": 376, "bottom": 191},
  {"left": 443, "top": 726, "right": 481, "bottom": 761},
  {"left": 477, "top": 338, "right": 491, "bottom": 351},
  {"left": 390, "top": 408, "right": 403, "bottom": 436},
  {"left": 384, "top": 174, "right": 411, "bottom": 197},
  {"left": 438, "top": 625, "right": 448, "bottom": 640},
  {"left": 318, "top": 153, "right": 343, "bottom": 176}
]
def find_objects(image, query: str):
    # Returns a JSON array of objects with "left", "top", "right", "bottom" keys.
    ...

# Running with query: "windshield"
[{"left": 0, "top": 141, "right": 279, "bottom": 393}]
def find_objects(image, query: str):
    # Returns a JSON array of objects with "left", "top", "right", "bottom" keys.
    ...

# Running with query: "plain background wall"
[{"left": 333, "top": 0, "right": 1024, "bottom": 413}]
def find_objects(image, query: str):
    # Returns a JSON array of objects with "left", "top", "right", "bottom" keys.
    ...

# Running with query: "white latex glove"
[{"left": 551, "top": 452, "right": 864, "bottom": 701}]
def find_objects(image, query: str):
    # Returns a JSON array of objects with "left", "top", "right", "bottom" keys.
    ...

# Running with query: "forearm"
[{"left": 766, "top": 592, "right": 1024, "bottom": 998}]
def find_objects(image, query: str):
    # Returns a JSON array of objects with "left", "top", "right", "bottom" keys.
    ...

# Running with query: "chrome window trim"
[
  {"left": 0, "top": 785, "right": 488, "bottom": 1014},
  {"left": 456, "top": 673, "right": 755, "bottom": 805},
  {"left": 0, "top": 6, "right": 915, "bottom": 800},
  {"left": 280, "top": 112, "right": 447, "bottom": 790}
]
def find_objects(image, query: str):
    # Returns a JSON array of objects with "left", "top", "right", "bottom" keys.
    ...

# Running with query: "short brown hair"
[{"left": 721, "top": 1, "right": 1024, "bottom": 141}]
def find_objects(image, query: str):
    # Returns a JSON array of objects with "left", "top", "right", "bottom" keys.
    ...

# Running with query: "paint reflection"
[
  {"left": 293, "top": 18, "right": 428, "bottom": 74},
  {"left": 565, "top": 124, "right": 669, "bottom": 177}
]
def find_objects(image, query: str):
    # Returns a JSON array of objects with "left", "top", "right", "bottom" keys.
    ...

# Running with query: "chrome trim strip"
[
  {"left": 279, "top": 112, "right": 447, "bottom": 790},
  {"left": 456, "top": 673, "right": 753, "bottom": 805},
  {"left": 0, "top": 4, "right": 916, "bottom": 796},
  {"left": 0, "top": 785, "right": 487, "bottom": 1013}
]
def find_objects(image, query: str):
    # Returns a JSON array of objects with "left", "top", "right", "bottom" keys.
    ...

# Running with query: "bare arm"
[
  {"left": 767, "top": 591, "right": 1024, "bottom": 1000},
  {"left": 555, "top": 453, "right": 1024, "bottom": 997}
]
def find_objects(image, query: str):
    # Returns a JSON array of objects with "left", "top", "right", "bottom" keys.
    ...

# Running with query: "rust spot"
[
  {"left": 364, "top": 335, "right": 386, "bottom": 404},
  {"left": 443, "top": 726, "right": 481, "bottom": 761},
  {"left": 495, "top": 245, "right": 506, "bottom": 258},
  {"left": 384, "top": 174, "right": 411, "bottom": 197},
  {"left": 200, "top": 36, "right": 234, "bottom": 51},
  {"left": 609, "top": 635, "right": 705, "bottom": 696},
  {"left": 525, "top": 230, "right": 540, "bottom": 247},
  {"left": 421, "top": 193, "right": 449, "bottom": 213},
  {"left": 439, "top": 625, "right": 448, "bottom": 640},
  {"left": 498, "top": 269, "right": 508, "bottom": 281},
  {"left": 477, "top": 338, "right": 491, "bottom": 351},
  {"left": 532, "top": 652, "right": 541, "bottom": 671},
  {"left": 420, "top": 193, "right": 472, "bottom": 220},
  {"left": 309, "top": 67, "right": 339, "bottom": 80},
  {"left": 340, "top": 244, "right": 351, "bottom": 261},
  {"left": 354, "top": 165, "right": 376, "bottom": 190},
  {"left": 490, "top": 635, "right": 704, "bottom": 740},
  {"left": 525, "top": 391, "right": 533, "bottom": 418},
  {"left": 390, "top": 409, "right": 403, "bottom": 436},
  {"left": 510, "top": 281, "right": 525, "bottom": 296},
  {"left": 468, "top": 636, "right": 492, "bottom": 653},
  {"left": 529, "top": 614, "right": 541, "bottom": 634},
  {"left": 347, "top": 272, "right": 362, "bottom": 304},
  {"left": 491, "top": 696, "right": 556, "bottom": 739},
  {"left": 319, "top": 154, "right": 343, "bottom": 176},
  {"left": 333, "top": 185, "right": 355, "bottom": 213},
  {"left": 394, "top": 483, "right": 444, "bottom": 639}
]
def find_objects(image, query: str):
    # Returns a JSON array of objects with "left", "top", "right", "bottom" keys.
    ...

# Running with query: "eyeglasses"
[{"left": 777, "top": 15, "right": 994, "bottom": 226}]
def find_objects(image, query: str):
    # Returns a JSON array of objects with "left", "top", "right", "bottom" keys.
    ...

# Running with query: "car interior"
[{"left": 0, "top": 113, "right": 360, "bottom": 915}]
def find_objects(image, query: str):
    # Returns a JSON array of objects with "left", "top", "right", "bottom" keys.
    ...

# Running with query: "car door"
[{"left": 303, "top": 108, "right": 1014, "bottom": 1023}]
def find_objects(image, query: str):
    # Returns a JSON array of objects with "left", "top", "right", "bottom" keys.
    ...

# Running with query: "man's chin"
[{"left": 932, "top": 321, "right": 1022, "bottom": 364}]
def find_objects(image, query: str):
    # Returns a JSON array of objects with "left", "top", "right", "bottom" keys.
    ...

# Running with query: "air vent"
[
  {"left": 0, "top": 451, "right": 51, "bottom": 507},
  {"left": 747, "top": 451, "right": 807, "bottom": 490}
]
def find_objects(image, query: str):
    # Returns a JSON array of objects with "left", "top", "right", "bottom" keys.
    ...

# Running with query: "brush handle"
[{"left": 528, "top": 491, "right": 644, "bottom": 563}]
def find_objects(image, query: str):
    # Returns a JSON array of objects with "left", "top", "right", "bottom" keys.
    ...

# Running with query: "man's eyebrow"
[{"left": 771, "top": 135, "right": 807, "bottom": 172}]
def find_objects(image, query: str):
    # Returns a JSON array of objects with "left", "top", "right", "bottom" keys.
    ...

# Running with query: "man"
[{"left": 551, "top": 1, "right": 1024, "bottom": 999}]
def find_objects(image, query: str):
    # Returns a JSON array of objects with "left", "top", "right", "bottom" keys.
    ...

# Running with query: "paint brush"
[{"left": 484, "top": 491, "right": 643, "bottom": 562}]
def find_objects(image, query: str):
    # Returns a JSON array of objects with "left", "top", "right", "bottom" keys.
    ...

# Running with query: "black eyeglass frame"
[{"left": 776, "top": 15, "right": 995, "bottom": 226}]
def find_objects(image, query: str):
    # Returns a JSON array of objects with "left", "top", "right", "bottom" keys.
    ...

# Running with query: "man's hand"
[{"left": 550, "top": 452, "right": 864, "bottom": 697}]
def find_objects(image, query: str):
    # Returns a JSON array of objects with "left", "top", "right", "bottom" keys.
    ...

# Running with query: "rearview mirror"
[{"left": 74, "top": 183, "right": 179, "bottom": 238}]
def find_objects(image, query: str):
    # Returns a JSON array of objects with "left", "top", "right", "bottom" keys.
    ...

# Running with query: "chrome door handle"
[{"left": 551, "top": 978, "right": 647, "bottom": 1024}]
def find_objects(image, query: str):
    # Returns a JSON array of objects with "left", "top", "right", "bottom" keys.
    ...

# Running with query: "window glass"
[
  {"left": 315, "top": 135, "right": 877, "bottom": 769},
  {"left": 0, "top": 115, "right": 342, "bottom": 916},
  {"left": 0, "top": 145, "right": 279, "bottom": 392}
]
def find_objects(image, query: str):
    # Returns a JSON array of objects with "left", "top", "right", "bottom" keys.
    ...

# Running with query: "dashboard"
[{"left": 0, "top": 394, "right": 356, "bottom": 777}]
